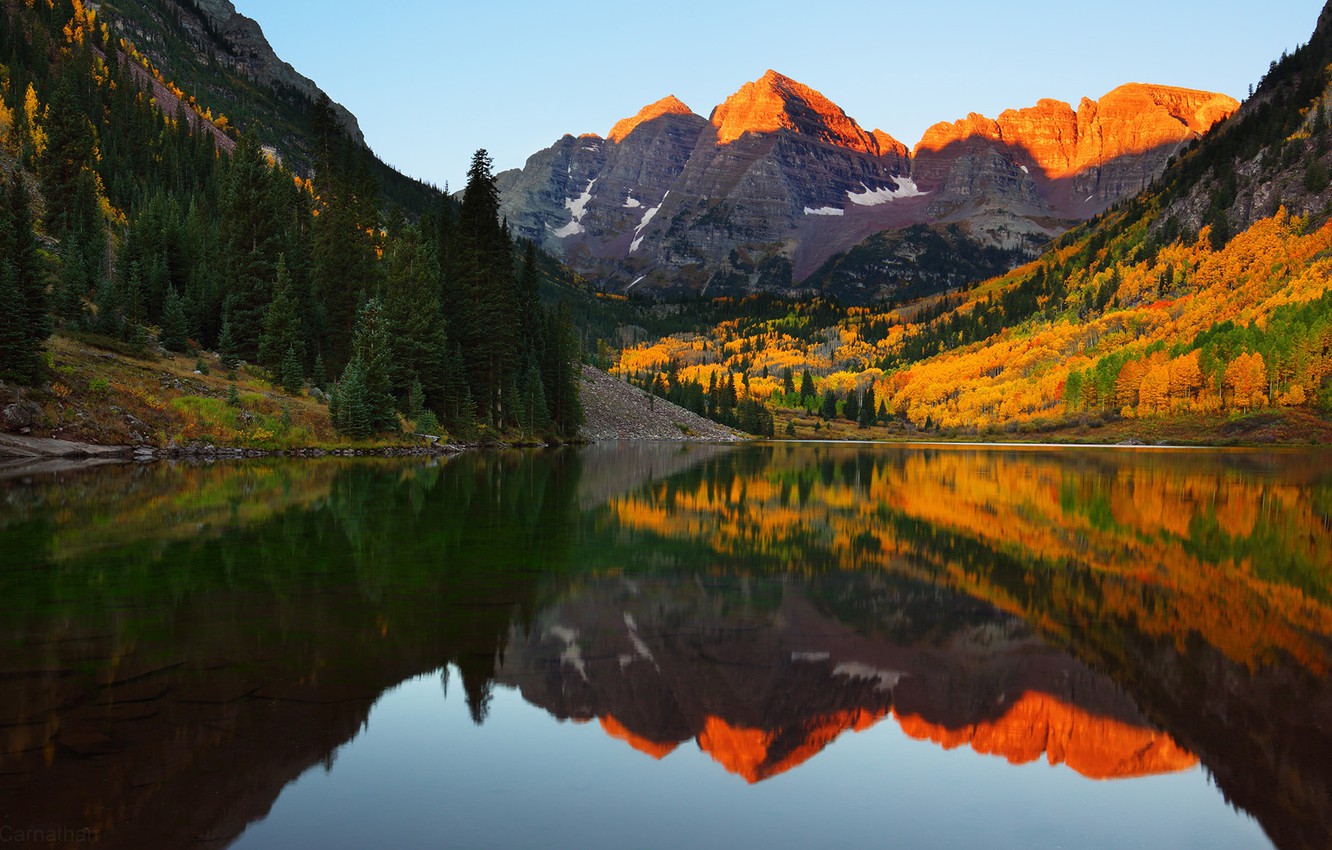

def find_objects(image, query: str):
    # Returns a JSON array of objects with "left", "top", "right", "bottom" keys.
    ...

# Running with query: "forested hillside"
[
  {"left": 612, "top": 4, "right": 1332, "bottom": 443},
  {"left": 0, "top": 0, "right": 583, "bottom": 445}
]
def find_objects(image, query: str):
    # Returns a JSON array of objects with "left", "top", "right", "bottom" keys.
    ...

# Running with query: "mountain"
[
  {"left": 497, "top": 573, "right": 1194, "bottom": 784},
  {"left": 498, "top": 72, "right": 1237, "bottom": 302},
  {"left": 610, "top": 3, "right": 1332, "bottom": 442},
  {"left": 98, "top": 0, "right": 437, "bottom": 211}
]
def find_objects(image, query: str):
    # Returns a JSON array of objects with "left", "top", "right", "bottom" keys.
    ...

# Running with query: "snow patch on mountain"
[
  {"left": 553, "top": 178, "right": 597, "bottom": 238},
  {"left": 630, "top": 192, "right": 668, "bottom": 253},
  {"left": 846, "top": 178, "right": 926, "bottom": 206}
]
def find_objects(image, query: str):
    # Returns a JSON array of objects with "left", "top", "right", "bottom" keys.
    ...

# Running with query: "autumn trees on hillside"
[
  {"left": 611, "top": 209, "right": 1332, "bottom": 435},
  {"left": 0, "top": 0, "right": 583, "bottom": 442}
]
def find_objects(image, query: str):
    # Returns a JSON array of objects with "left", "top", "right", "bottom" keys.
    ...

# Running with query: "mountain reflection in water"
[{"left": 0, "top": 443, "right": 1328, "bottom": 849}]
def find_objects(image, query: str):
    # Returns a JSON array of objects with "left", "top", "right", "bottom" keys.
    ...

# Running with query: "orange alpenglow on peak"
[
  {"left": 710, "top": 70, "right": 881, "bottom": 156},
  {"left": 695, "top": 709, "right": 886, "bottom": 784},
  {"left": 913, "top": 83, "right": 1239, "bottom": 178},
  {"left": 894, "top": 692, "right": 1198, "bottom": 780},
  {"left": 871, "top": 129, "right": 909, "bottom": 160},
  {"left": 608, "top": 95, "right": 696, "bottom": 143},
  {"left": 599, "top": 715, "right": 679, "bottom": 760}
]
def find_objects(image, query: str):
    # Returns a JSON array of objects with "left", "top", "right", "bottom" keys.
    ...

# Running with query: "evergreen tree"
[
  {"left": 858, "top": 386, "right": 877, "bottom": 428},
  {"left": 782, "top": 366, "right": 796, "bottom": 397},
  {"left": 219, "top": 134, "right": 282, "bottom": 360},
  {"left": 121, "top": 260, "right": 145, "bottom": 337},
  {"left": 330, "top": 359, "right": 371, "bottom": 438},
  {"left": 456, "top": 149, "right": 518, "bottom": 425},
  {"left": 520, "top": 357, "right": 552, "bottom": 436},
  {"left": 799, "top": 369, "right": 816, "bottom": 403},
  {"left": 312, "top": 352, "right": 328, "bottom": 391},
  {"left": 541, "top": 303, "right": 583, "bottom": 438},
  {"left": 3, "top": 174, "right": 49, "bottom": 360},
  {"left": 57, "top": 238, "right": 89, "bottom": 326},
  {"left": 819, "top": 389, "right": 838, "bottom": 420},
  {"left": 843, "top": 389, "right": 860, "bottom": 423},
  {"left": 517, "top": 239, "right": 543, "bottom": 355},
  {"left": 218, "top": 317, "right": 240, "bottom": 370},
  {"left": 90, "top": 274, "right": 123, "bottom": 339},
  {"left": 37, "top": 75, "right": 97, "bottom": 238},
  {"left": 407, "top": 374, "right": 427, "bottom": 422},
  {"left": 159, "top": 285, "right": 190, "bottom": 352},
  {"left": 0, "top": 263, "right": 39, "bottom": 383},
  {"left": 281, "top": 345, "right": 304, "bottom": 394},
  {"left": 312, "top": 147, "right": 380, "bottom": 371},
  {"left": 258, "top": 255, "right": 306, "bottom": 373},
  {"left": 332, "top": 298, "right": 396, "bottom": 434},
  {"left": 383, "top": 230, "right": 446, "bottom": 411}
]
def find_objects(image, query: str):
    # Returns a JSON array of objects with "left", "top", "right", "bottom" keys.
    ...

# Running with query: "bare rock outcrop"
[{"left": 578, "top": 366, "right": 743, "bottom": 442}]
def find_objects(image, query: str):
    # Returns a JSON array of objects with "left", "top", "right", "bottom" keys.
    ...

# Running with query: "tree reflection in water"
[{"left": 0, "top": 443, "right": 1327, "bottom": 849}]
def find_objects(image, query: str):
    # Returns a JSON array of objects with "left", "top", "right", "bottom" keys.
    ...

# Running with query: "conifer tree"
[
  {"left": 517, "top": 240, "right": 543, "bottom": 356},
  {"left": 0, "top": 264, "right": 38, "bottom": 383},
  {"left": 456, "top": 149, "right": 519, "bottom": 425},
  {"left": 819, "top": 389, "right": 838, "bottom": 420},
  {"left": 407, "top": 374, "right": 427, "bottom": 422},
  {"left": 159, "top": 286, "right": 190, "bottom": 352},
  {"left": 220, "top": 134, "right": 282, "bottom": 360},
  {"left": 383, "top": 230, "right": 446, "bottom": 411},
  {"left": 281, "top": 345, "right": 304, "bottom": 394},
  {"left": 541, "top": 303, "right": 583, "bottom": 438},
  {"left": 331, "top": 298, "right": 396, "bottom": 435},
  {"left": 258, "top": 255, "right": 305, "bottom": 374},
  {"left": 90, "top": 275, "right": 123, "bottom": 339},
  {"left": 799, "top": 369, "right": 816, "bottom": 403},
  {"left": 3, "top": 174, "right": 49, "bottom": 361},
  {"left": 858, "top": 385, "right": 876, "bottom": 428},
  {"left": 330, "top": 360, "right": 369, "bottom": 437},
  {"left": 218, "top": 317, "right": 240, "bottom": 370},
  {"left": 37, "top": 75, "right": 97, "bottom": 238},
  {"left": 312, "top": 147, "right": 380, "bottom": 371},
  {"left": 312, "top": 352, "right": 328, "bottom": 391},
  {"left": 843, "top": 389, "right": 859, "bottom": 423}
]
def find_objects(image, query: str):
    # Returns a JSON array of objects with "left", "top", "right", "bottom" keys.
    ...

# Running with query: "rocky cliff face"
[
  {"left": 499, "top": 73, "right": 1237, "bottom": 302},
  {"left": 104, "top": 0, "right": 364, "bottom": 147}
]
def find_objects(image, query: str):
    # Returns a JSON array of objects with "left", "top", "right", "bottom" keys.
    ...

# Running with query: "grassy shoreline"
[{"left": 0, "top": 335, "right": 551, "bottom": 455}]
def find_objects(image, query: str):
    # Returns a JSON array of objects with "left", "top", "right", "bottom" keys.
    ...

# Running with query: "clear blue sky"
[{"left": 232, "top": 1, "right": 1324, "bottom": 190}]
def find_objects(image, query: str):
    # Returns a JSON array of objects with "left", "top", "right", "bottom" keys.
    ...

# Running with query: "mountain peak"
[
  {"left": 710, "top": 70, "right": 879, "bottom": 155},
  {"left": 914, "top": 84, "right": 1238, "bottom": 181},
  {"left": 1095, "top": 82, "right": 1240, "bottom": 135},
  {"left": 608, "top": 95, "right": 697, "bottom": 143}
]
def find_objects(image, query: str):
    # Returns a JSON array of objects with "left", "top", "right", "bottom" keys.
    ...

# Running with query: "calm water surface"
[{"left": 1, "top": 443, "right": 1329, "bottom": 849}]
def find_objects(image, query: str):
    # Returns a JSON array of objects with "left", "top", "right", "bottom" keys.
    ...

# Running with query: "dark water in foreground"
[{"left": 1, "top": 443, "right": 1330, "bottom": 849}]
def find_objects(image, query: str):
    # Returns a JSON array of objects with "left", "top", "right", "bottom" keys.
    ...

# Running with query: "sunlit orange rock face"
[
  {"left": 697, "top": 710, "right": 885, "bottom": 783},
  {"left": 600, "top": 715, "right": 679, "bottom": 759},
  {"left": 913, "top": 84, "right": 1239, "bottom": 212},
  {"left": 896, "top": 693, "right": 1197, "bottom": 780},
  {"left": 871, "top": 129, "right": 909, "bottom": 160},
  {"left": 710, "top": 70, "right": 882, "bottom": 155},
  {"left": 608, "top": 95, "right": 696, "bottom": 143},
  {"left": 915, "top": 84, "right": 1237, "bottom": 174}
]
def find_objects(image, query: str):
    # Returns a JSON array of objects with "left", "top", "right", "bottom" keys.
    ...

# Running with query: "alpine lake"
[{"left": 1, "top": 442, "right": 1329, "bottom": 849}]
